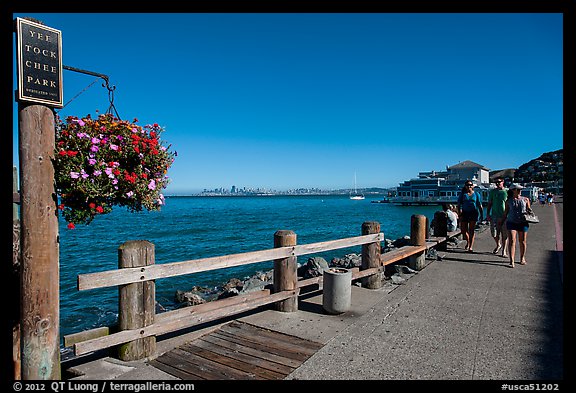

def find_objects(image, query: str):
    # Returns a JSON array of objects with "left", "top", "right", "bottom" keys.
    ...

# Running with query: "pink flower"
[
  {"left": 70, "top": 171, "right": 80, "bottom": 179},
  {"left": 148, "top": 179, "right": 156, "bottom": 190}
]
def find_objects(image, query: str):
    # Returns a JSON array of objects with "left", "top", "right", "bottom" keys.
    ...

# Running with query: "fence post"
[
  {"left": 12, "top": 166, "right": 21, "bottom": 380},
  {"left": 19, "top": 103, "right": 60, "bottom": 380},
  {"left": 118, "top": 240, "right": 156, "bottom": 360},
  {"left": 433, "top": 211, "right": 448, "bottom": 251},
  {"left": 408, "top": 214, "right": 427, "bottom": 270},
  {"left": 361, "top": 221, "right": 383, "bottom": 289},
  {"left": 273, "top": 230, "right": 298, "bottom": 312}
]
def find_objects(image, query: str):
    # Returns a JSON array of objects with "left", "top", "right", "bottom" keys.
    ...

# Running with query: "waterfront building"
[{"left": 391, "top": 160, "right": 491, "bottom": 206}]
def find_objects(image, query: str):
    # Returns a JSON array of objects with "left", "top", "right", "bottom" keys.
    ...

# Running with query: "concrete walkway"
[{"left": 66, "top": 199, "right": 563, "bottom": 381}]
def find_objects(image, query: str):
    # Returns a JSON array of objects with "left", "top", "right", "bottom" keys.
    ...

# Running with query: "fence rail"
[
  {"left": 77, "top": 233, "right": 385, "bottom": 291},
  {"left": 65, "top": 216, "right": 459, "bottom": 359}
]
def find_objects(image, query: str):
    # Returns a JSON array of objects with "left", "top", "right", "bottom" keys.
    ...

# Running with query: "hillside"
[{"left": 490, "top": 149, "right": 563, "bottom": 187}]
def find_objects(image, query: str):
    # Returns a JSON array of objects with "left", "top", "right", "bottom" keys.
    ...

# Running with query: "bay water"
[{"left": 58, "top": 195, "right": 438, "bottom": 342}]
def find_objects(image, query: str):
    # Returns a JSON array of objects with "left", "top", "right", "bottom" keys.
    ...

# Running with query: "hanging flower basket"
[{"left": 53, "top": 113, "right": 176, "bottom": 228}]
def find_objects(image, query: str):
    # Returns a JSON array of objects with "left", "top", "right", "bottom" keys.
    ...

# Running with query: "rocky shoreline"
[{"left": 170, "top": 234, "right": 460, "bottom": 309}]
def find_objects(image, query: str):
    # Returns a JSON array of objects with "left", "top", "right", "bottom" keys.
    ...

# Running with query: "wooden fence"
[{"left": 64, "top": 215, "right": 459, "bottom": 361}]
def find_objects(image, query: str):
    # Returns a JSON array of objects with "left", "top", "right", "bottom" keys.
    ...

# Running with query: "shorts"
[
  {"left": 460, "top": 210, "right": 479, "bottom": 223},
  {"left": 490, "top": 216, "right": 507, "bottom": 238},
  {"left": 506, "top": 221, "right": 529, "bottom": 232}
]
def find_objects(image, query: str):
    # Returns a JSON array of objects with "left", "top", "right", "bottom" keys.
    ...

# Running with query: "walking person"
[
  {"left": 457, "top": 180, "right": 484, "bottom": 253},
  {"left": 486, "top": 178, "right": 508, "bottom": 257},
  {"left": 546, "top": 192, "right": 554, "bottom": 206},
  {"left": 502, "top": 184, "right": 531, "bottom": 268}
]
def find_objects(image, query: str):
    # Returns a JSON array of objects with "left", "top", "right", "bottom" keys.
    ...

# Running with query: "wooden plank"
[
  {"left": 74, "top": 289, "right": 298, "bottom": 356},
  {"left": 64, "top": 327, "right": 110, "bottom": 348},
  {"left": 78, "top": 233, "right": 384, "bottom": 291},
  {"left": 153, "top": 350, "right": 212, "bottom": 380},
  {"left": 200, "top": 333, "right": 301, "bottom": 368},
  {"left": 170, "top": 347, "right": 260, "bottom": 380},
  {"left": 229, "top": 321, "right": 323, "bottom": 351},
  {"left": 212, "top": 330, "right": 309, "bottom": 362},
  {"left": 150, "top": 354, "right": 205, "bottom": 380},
  {"left": 156, "top": 289, "right": 271, "bottom": 324},
  {"left": 68, "top": 289, "right": 272, "bottom": 347},
  {"left": 180, "top": 342, "right": 282, "bottom": 380},
  {"left": 219, "top": 324, "right": 316, "bottom": 357},
  {"left": 190, "top": 337, "right": 293, "bottom": 376},
  {"left": 380, "top": 245, "right": 427, "bottom": 266}
]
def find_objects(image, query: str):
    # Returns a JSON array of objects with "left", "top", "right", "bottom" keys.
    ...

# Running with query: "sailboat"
[{"left": 349, "top": 172, "right": 365, "bottom": 200}]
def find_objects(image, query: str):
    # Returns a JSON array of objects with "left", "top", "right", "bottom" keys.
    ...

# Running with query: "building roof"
[{"left": 448, "top": 160, "right": 490, "bottom": 171}]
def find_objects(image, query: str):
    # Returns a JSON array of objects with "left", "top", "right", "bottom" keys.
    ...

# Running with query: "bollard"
[
  {"left": 118, "top": 240, "right": 156, "bottom": 360},
  {"left": 323, "top": 268, "right": 352, "bottom": 314},
  {"left": 409, "top": 214, "right": 427, "bottom": 270},
  {"left": 361, "top": 221, "right": 383, "bottom": 289},
  {"left": 273, "top": 230, "right": 298, "bottom": 312},
  {"left": 433, "top": 211, "right": 448, "bottom": 251}
]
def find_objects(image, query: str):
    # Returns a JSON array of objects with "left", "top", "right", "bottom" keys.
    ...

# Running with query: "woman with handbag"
[
  {"left": 502, "top": 184, "right": 532, "bottom": 268},
  {"left": 457, "top": 180, "right": 484, "bottom": 253}
]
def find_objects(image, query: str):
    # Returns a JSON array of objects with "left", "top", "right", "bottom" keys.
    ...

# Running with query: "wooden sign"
[{"left": 15, "top": 17, "right": 63, "bottom": 107}]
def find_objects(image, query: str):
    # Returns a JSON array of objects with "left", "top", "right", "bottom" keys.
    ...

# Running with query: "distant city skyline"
[{"left": 12, "top": 13, "right": 563, "bottom": 194}]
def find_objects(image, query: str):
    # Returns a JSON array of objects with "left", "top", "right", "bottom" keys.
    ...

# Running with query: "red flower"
[
  {"left": 67, "top": 222, "right": 76, "bottom": 229},
  {"left": 67, "top": 151, "right": 78, "bottom": 157},
  {"left": 89, "top": 202, "right": 96, "bottom": 209},
  {"left": 96, "top": 206, "right": 104, "bottom": 213},
  {"left": 58, "top": 150, "right": 67, "bottom": 156},
  {"left": 58, "top": 204, "right": 65, "bottom": 210}
]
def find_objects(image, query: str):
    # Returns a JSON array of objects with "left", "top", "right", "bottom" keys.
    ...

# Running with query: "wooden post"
[
  {"left": 433, "top": 211, "right": 448, "bottom": 251},
  {"left": 12, "top": 167, "right": 21, "bottom": 380},
  {"left": 361, "top": 221, "right": 382, "bottom": 289},
  {"left": 118, "top": 241, "right": 156, "bottom": 361},
  {"left": 18, "top": 103, "right": 61, "bottom": 380},
  {"left": 273, "top": 230, "right": 298, "bottom": 312},
  {"left": 408, "top": 214, "right": 427, "bottom": 270}
]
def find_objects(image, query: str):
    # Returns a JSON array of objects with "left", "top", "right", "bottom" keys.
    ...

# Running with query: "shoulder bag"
[{"left": 523, "top": 207, "right": 539, "bottom": 223}]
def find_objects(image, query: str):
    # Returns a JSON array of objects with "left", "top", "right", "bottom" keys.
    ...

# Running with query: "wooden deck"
[{"left": 149, "top": 321, "right": 324, "bottom": 380}]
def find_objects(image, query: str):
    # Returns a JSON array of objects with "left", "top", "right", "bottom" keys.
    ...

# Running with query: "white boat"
[{"left": 350, "top": 172, "right": 365, "bottom": 200}]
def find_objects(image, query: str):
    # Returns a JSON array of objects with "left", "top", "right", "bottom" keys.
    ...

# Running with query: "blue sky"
[{"left": 12, "top": 13, "right": 563, "bottom": 194}]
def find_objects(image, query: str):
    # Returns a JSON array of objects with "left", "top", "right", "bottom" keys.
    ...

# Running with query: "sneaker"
[{"left": 493, "top": 245, "right": 502, "bottom": 254}]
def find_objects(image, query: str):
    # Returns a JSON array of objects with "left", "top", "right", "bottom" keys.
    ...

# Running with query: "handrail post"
[
  {"left": 433, "top": 211, "right": 448, "bottom": 251},
  {"left": 409, "top": 214, "right": 427, "bottom": 270},
  {"left": 118, "top": 240, "right": 156, "bottom": 360},
  {"left": 273, "top": 230, "right": 298, "bottom": 312},
  {"left": 19, "top": 104, "right": 60, "bottom": 380},
  {"left": 361, "top": 221, "right": 383, "bottom": 289}
]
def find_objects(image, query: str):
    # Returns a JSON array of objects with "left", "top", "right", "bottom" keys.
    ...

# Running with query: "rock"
[
  {"left": 298, "top": 256, "right": 329, "bottom": 278},
  {"left": 331, "top": 253, "right": 361, "bottom": 269},
  {"left": 217, "top": 287, "right": 239, "bottom": 299},
  {"left": 390, "top": 274, "right": 406, "bottom": 285},
  {"left": 426, "top": 248, "right": 438, "bottom": 260},
  {"left": 394, "top": 265, "right": 418, "bottom": 275},
  {"left": 221, "top": 277, "right": 243, "bottom": 292},
  {"left": 175, "top": 290, "right": 206, "bottom": 306},
  {"left": 391, "top": 236, "right": 411, "bottom": 248},
  {"left": 240, "top": 274, "right": 273, "bottom": 294}
]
